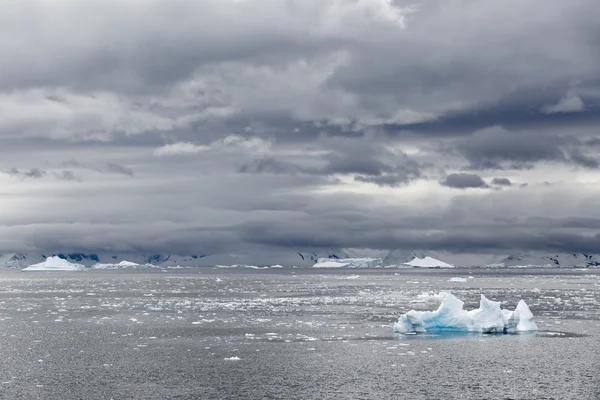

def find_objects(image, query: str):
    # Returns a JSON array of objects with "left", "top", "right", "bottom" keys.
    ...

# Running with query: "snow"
[
  {"left": 404, "top": 256, "right": 454, "bottom": 268},
  {"left": 393, "top": 293, "right": 538, "bottom": 334},
  {"left": 23, "top": 256, "right": 86, "bottom": 272},
  {"left": 312, "top": 258, "right": 382, "bottom": 268}
]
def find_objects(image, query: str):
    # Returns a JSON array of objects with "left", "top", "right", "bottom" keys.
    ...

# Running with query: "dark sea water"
[{"left": 0, "top": 268, "right": 598, "bottom": 399}]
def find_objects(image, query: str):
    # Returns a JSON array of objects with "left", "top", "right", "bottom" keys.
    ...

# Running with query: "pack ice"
[{"left": 393, "top": 293, "right": 537, "bottom": 334}]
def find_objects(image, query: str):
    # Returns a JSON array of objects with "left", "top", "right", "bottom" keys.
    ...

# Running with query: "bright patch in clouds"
[{"left": 154, "top": 135, "right": 272, "bottom": 157}]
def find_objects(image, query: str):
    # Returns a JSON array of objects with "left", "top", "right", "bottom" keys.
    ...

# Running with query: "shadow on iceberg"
[{"left": 393, "top": 293, "right": 537, "bottom": 335}]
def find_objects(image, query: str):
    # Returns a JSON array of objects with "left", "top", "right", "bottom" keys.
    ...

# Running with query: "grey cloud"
[
  {"left": 491, "top": 178, "right": 512, "bottom": 186},
  {"left": 105, "top": 163, "right": 134, "bottom": 177},
  {"left": 54, "top": 171, "right": 79, "bottom": 181},
  {"left": 567, "top": 149, "right": 599, "bottom": 169},
  {"left": 3, "top": 167, "right": 80, "bottom": 182},
  {"left": 1, "top": 1, "right": 600, "bottom": 258},
  {"left": 440, "top": 173, "right": 489, "bottom": 189},
  {"left": 61, "top": 160, "right": 135, "bottom": 176},
  {"left": 354, "top": 174, "right": 413, "bottom": 187},
  {"left": 238, "top": 136, "right": 423, "bottom": 186},
  {"left": 5, "top": 168, "right": 47, "bottom": 179},
  {"left": 238, "top": 158, "right": 303, "bottom": 175},
  {"left": 541, "top": 92, "right": 585, "bottom": 114},
  {"left": 454, "top": 126, "right": 598, "bottom": 169}
]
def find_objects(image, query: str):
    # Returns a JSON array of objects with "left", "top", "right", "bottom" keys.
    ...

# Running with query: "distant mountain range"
[
  {"left": 1, "top": 250, "right": 599, "bottom": 269},
  {"left": 0, "top": 250, "right": 349, "bottom": 269}
]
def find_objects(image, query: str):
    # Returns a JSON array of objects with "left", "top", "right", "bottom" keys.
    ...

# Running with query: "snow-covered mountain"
[
  {"left": 0, "top": 252, "right": 207, "bottom": 269},
  {"left": 500, "top": 253, "right": 600, "bottom": 268},
  {"left": 0, "top": 250, "right": 349, "bottom": 269},
  {"left": 3, "top": 250, "right": 599, "bottom": 269}
]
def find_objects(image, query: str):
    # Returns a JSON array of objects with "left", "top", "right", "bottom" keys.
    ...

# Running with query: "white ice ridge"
[
  {"left": 393, "top": 293, "right": 537, "bottom": 334},
  {"left": 23, "top": 256, "right": 86, "bottom": 271}
]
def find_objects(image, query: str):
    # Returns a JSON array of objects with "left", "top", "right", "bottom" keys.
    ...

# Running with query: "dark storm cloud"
[
  {"left": 440, "top": 173, "right": 489, "bottom": 189},
  {"left": 237, "top": 136, "right": 423, "bottom": 186},
  {"left": 491, "top": 178, "right": 512, "bottom": 187},
  {"left": 1, "top": 0, "right": 600, "bottom": 258},
  {"left": 354, "top": 174, "right": 413, "bottom": 187},
  {"left": 452, "top": 127, "right": 599, "bottom": 170}
]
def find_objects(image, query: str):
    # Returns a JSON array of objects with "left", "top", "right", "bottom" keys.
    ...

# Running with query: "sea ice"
[
  {"left": 394, "top": 293, "right": 538, "bottom": 334},
  {"left": 449, "top": 277, "right": 473, "bottom": 282},
  {"left": 23, "top": 256, "right": 86, "bottom": 272}
]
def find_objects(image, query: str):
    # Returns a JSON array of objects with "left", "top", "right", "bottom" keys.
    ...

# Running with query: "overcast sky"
[{"left": 1, "top": 0, "right": 600, "bottom": 257}]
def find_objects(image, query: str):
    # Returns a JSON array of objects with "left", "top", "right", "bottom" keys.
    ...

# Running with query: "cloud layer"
[{"left": 1, "top": 0, "right": 600, "bottom": 258}]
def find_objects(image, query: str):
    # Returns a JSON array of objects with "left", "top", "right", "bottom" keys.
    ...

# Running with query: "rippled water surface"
[{"left": 0, "top": 268, "right": 598, "bottom": 399}]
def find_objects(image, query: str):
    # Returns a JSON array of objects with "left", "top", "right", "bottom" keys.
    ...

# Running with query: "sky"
[{"left": 1, "top": 0, "right": 600, "bottom": 259}]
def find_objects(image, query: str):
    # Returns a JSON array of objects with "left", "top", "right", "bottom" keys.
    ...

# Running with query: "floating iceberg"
[
  {"left": 312, "top": 257, "right": 382, "bottom": 268},
  {"left": 404, "top": 256, "right": 454, "bottom": 268},
  {"left": 394, "top": 293, "right": 537, "bottom": 334},
  {"left": 23, "top": 256, "right": 86, "bottom": 272}
]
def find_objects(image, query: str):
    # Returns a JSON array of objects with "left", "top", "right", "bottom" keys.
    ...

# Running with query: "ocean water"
[{"left": 0, "top": 268, "right": 598, "bottom": 399}]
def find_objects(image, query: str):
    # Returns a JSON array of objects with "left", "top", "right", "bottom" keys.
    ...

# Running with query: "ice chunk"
[
  {"left": 393, "top": 293, "right": 537, "bottom": 334},
  {"left": 23, "top": 256, "right": 86, "bottom": 272}
]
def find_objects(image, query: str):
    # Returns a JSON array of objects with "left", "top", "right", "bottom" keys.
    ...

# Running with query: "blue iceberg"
[{"left": 394, "top": 293, "right": 537, "bottom": 334}]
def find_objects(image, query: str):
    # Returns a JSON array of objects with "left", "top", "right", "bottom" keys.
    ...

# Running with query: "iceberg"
[
  {"left": 393, "top": 293, "right": 537, "bottom": 334},
  {"left": 23, "top": 256, "right": 86, "bottom": 272},
  {"left": 403, "top": 256, "right": 454, "bottom": 268}
]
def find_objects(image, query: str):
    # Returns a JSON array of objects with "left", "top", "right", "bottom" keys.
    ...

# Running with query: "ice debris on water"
[{"left": 394, "top": 293, "right": 538, "bottom": 334}]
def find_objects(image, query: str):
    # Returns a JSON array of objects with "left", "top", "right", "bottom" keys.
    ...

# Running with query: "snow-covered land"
[
  {"left": 3, "top": 249, "right": 600, "bottom": 269},
  {"left": 311, "top": 256, "right": 454, "bottom": 268},
  {"left": 499, "top": 253, "right": 600, "bottom": 268},
  {"left": 23, "top": 256, "right": 86, "bottom": 272},
  {"left": 394, "top": 293, "right": 537, "bottom": 334},
  {"left": 91, "top": 261, "right": 158, "bottom": 269},
  {"left": 312, "top": 258, "right": 382, "bottom": 268},
  {"left": 214, "top": 264, "right": 284, "bottom": 269}
]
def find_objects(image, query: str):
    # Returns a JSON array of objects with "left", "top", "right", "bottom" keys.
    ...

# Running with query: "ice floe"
[
  {"left": 394, "top": 293, "right": 537, "bottom": 334},
  {"left": 449, "top": 277, "right": 474, "bottom": 282},
  {"left": 23, "top": 256, "right": 86, "bottom": 272}
]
